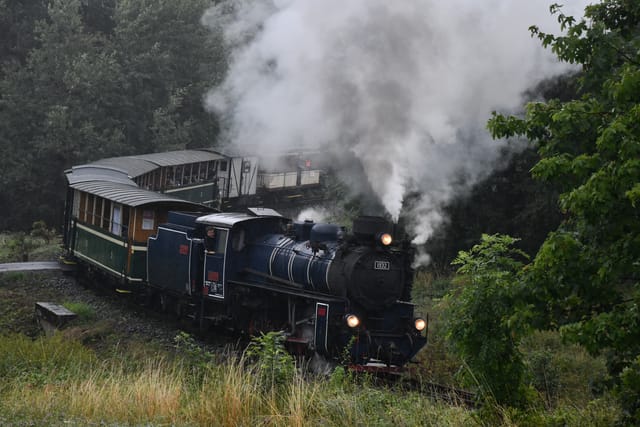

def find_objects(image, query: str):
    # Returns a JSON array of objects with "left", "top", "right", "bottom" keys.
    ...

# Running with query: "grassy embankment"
[
  {"left": 0, "top": 296, "right": 471, "bottom": 426},
  {"left": 0, "top": 235, "right": 621, "bottom": 425}
]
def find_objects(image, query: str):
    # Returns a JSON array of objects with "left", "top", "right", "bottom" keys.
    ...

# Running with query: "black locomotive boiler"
[{"left": 146, "top": 208, "right": 427, "bottom": 368}]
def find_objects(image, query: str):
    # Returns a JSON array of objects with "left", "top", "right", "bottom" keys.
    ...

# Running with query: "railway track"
[
  {"left": 409, "top": 380, "right": 478, "bottom": 408},
  {"left": 365, "top": 373, "right": 478, "bottom": 409}
]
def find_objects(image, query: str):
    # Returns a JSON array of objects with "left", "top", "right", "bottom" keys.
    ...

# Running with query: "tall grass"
[
  {"left": 0, "top": 332, "right": 476, "bottom": 426},
  {"left": 0, "top": 328, "right": 621, "bottom": 426},
  {"left": 187, "top": 358, "right": 262, "bottom": 426},
  {"left": 2, "top": 359, "right": 183, "bottom": 425},
  {"left": 0, "top": 333, "right": 96, "bottom": 384},
  {"left": 68, "top": 360, "right": 182, "bottom": 422}
]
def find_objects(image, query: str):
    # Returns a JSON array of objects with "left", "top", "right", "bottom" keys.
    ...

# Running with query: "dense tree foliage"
[
  {"left": 0, "top": 0, "right": 48, "bottom": 70},
  {"left": 444, "top": 0, "right": 640, "bottom": 416},
  {"left": 0, "top": 0, "right": 224, "bottom": 230}
]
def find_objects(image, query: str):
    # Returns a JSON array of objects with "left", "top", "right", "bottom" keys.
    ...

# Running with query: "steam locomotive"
[
  {"left": 148, "top": 209, "right": 426, "bottom": 367},
  {"left": 62, "top": 149, "right": 427, "bottom": 368}
]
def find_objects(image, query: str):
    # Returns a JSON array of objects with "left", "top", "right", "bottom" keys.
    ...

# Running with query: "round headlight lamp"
[
  {"left": 379, "top": 233, "right": 393, "bottom": 246},
  {"left": 345, "top": 314, "right": 360, "bottom": 328},
  {"left": 414, "top": 318, "right": 427, "bottom": 332}
]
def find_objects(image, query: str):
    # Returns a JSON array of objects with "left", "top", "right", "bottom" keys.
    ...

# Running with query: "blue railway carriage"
[
  {"left": 62, "top": 168, "right": 212, "bottom": 290},
  {"left": 147, "top": 209, "right": 427, "bottom": 368}
]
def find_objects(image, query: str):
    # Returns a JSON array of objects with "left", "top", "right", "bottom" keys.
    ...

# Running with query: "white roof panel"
[{"left": 196, "top": 208, "right": 283, "bottom": 227}]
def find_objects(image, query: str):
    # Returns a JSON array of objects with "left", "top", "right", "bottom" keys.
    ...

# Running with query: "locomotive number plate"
[{"left": 374, "top": 260, "right": 391, "bottom": 270}]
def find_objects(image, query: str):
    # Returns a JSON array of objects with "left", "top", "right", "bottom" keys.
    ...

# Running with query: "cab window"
[
  {"left": 204, "top": 227, "right": 229, "bottom": 254},
  {"left": 231, "top": 228, "right": 246, "bottom": 251}
]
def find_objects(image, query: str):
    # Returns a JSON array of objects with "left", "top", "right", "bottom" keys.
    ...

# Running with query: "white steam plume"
[
  {"left": 203, "top": 0, "right": 589, "bottom": 253},
  {"left": 296, "top": 207, "right": 329, "bottom": 223}
]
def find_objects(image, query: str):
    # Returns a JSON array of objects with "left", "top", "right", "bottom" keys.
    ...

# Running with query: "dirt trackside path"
[
  {"left": 0, "top": 271, "right": 196, "bottom": 357},
  {"left": 0, "top": 261, "right": 71, "bottom": 273}
]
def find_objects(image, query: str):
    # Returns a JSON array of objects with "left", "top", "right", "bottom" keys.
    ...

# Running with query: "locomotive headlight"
[
  {"left": 414, "top": 318, "right": 427, "bottom": 332},
  {"left": 379, "top": 233, "right": 393, "bottom": 246},
  {"left": 345, "top": 314, "right": 360, "bottom": 328}
]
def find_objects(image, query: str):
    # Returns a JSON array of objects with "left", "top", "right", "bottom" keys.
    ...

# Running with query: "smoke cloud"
[{"left": 202, "top": 0, "right": 589, "bottom": 255}]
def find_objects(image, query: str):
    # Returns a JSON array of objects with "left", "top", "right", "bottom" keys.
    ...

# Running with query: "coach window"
[
  {"left": 111, "top": 204, "right": 122, "bottom": 236},
  {"left": 214, "top": 229, "right": 227, "bottom": 254},
  {"left": 142, "top": 209, "right": 154, "bottom": 230},
  {"left": 175, "top": 165, "right": 184, "bottom": 186},
  {"left": 166, "top": 167, "right": 175, "bottom": 187},
  {"left": 102, "top": 200, "right": 111, "bottom": 230},
  {"left": 231, "top": 227, "right": 245, "bottom": 252},
  {"left": 182, "top": 164, "right": 190, "bottom": 185},
  {"left": 94, "top": 198, "right": 103, "bottom": 227},
  {"left": 158, "top": 168, "right": 165, "bottom": 190},
  {"left": 198, "top": 162, "right": 206, "bottom": 181},
  {"left": 151, "top": 169, "right": 160, "bottom": 190},
  {"left": 122, "top": 207, "right": 130, "bottom": 236},
  {"left": 78, "top": 193, "right": 87, "bottom": 222},
  {"left": 72, "top": 190, "right": 81, "bottom": 218},
  {"left": 186, "top": 163, "right": 195, "bottom": 184},
  {"left": 86, "top": 194, "right": 93, "bottom": 222},
  {"left": 181, "top": 165, "right": 187, "bottom": 185},
  {"left": 87, "top": 194, "right": 95, "bottom": 224},
  {"left": 206, "top": 161, "right": 215, "bottom": 180},
  {"left": 84, "top": 194, "right": 91, "bottom": 224}
]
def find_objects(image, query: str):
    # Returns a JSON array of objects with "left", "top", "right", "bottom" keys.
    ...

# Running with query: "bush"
[
  {"left": 244, "top": 331, "right": 295, "bottom": 391},
  {"left": 30, "top": 220, "right": 57, "bottom": 244},
  {"left": 0, "top": 223, "right": 60, "bottom": 262},
  {"left": 618, "top": 356, "right": 640, "bottom": 425},
  {"left": 520, "top": 330, "right": 609, "bottom": 408},
  {"left": 444, "top": 234, "right": 531, "bottom": 407},
  {"left": 0, "top": 333, "right": 96, "bottom": 386},
  {"left": 0, "top": 232, "right": 37, "bottom": 262}
]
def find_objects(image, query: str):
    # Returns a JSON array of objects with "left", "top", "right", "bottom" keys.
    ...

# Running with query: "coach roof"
[
  {"left": 196, "top": 208, "right": 283, "bottom": 227},
  {"left": 69, "top": 180, "right": 207, "bottom": 208},
  {"left": 78, "top": 149, "right": 226, "bottom": 179}
]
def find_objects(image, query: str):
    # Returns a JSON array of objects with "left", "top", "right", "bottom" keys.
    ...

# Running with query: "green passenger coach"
[{"left": 63, "top": 166, "right": 212, "bottom": 291}]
